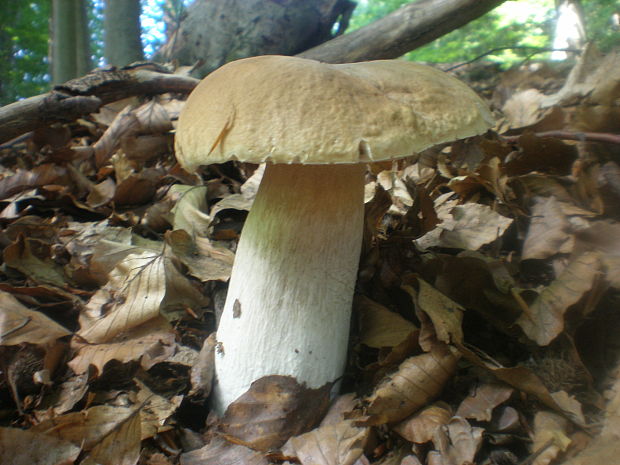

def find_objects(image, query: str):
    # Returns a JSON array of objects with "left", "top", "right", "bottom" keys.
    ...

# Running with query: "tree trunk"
[
  {"left": 104, "top": 0, "right": 144, "bottom": 67},
  {"left": 51, "top": 0, "right": 91, "bottom": 85},
  {"left": 155, "top": 0, "right": 355, "bottom": 77},
  {"left": 51, "top": 0, "right": 77, "bottom": 85},
  {"left": 75, "top": 0, "right": 92, "bottom": 75},
  {"left": 551, "top": 0, "right": 586, "bottom": 60}
]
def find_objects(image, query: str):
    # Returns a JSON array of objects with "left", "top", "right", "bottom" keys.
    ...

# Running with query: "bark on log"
[
  {"left": 0, "top": 64, "right": 199, "bottom": 145},
  {"left": 299, "top": 0, "right": 506, "bottom": 63}
]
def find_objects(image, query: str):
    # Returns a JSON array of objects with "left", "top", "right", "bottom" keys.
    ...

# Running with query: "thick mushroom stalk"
[{"left": 212, "top": 163, "right": 365, "bottom": 413}]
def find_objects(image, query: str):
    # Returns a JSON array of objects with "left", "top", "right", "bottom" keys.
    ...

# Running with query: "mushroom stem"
[{"left": 212, "top": 163, "right": 365, "bottom": 413}]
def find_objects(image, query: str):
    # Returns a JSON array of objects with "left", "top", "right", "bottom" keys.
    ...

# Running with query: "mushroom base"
[{"left": 212, "top": 163, "right": 365, "bottom": 414}]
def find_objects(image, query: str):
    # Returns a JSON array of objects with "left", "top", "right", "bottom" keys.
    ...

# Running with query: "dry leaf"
[
  {"left": 365, "top": 344, "right": 460, "bottom": 425},
  {"left": 394, "top": 402, "right": 453, "bottom": 444},
  {"left": 415, "top": 203, "right": 513, "bottom": 251},
  {"left": 282, "top": 420, "right": 370, "bottom": 465},
  {"left": 179, "top": 436, "right": 268, "bottom": 465},
  {"left": 403, "top": 279, "right": 464, "bottom": 346},
  {"left": 32, "top": 405, "right": 134, "bottom": 450},
  {"left": 189, "top": 333, "right": 216, "bottom": 396},
  {"left": 3, "top": 235, "right": 68, "bottom": 287},
  {"left": 516, "top": 251, "right": 601, "bottom": 346},
  {"left": 80, "top": 408, "right": 141, "bottom": 465},
  {"left": 574, "top": 221, "right": 620, "bottom": 288},
  {"left": 166, "top": 229, "right": 234, "bottom": 282},
  {"left": 356, "top": 295, "right": 417, "bottom": 349},
  {"left": 0, "top": 291, "right": 71, "bottom": 346},
  {"left": 220, "top": 375, "right": 331, "bottom": 450},
  {"left": 0, "top": 426, "right": 81, "bottom": 465},
  {"left": 69, "top": 317, "right": 175, "bottom": 374},
  {"left": 170, "top": 185, "right": 212, "bottom": 237},
  {"left": 531, "top": 411, "right": 571, "bottom": 465},
  {"left": 455, "top": 383, "right": 513, "bottom": 422},
  {"left": 132, "top": 379, "right": 183, "bottom": 439},
  {"left": 522, "top": 196, "right": 573, "bottom": 259},
  {"left": 433, "top": 417, "right": 484, "bottom": 465}
]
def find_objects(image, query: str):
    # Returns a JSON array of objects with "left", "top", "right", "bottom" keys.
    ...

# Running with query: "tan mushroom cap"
[{"left": 175, "top": 55, "right": 494, "bottom": 171}]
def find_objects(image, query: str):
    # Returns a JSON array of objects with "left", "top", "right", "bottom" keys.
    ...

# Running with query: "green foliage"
[
  {"left": 0, "top": 1, "right": 51, "bottom": 105},
  {"left": 348, "top": 0, "right": 619, "bottom": 66}
]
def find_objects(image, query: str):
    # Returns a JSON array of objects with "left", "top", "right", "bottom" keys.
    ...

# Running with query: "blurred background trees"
[{"left": 0, "top": 0, "right": 618, "bottom": 105}]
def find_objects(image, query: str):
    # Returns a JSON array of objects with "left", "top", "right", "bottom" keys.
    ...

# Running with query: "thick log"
[{"left": 300, "top": 0, "right": 506, "bottom": 63}]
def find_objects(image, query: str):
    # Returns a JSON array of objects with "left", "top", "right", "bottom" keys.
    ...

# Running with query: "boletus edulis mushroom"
[{"left": 175, "top": 55, "right": 494, "bottom": 414}]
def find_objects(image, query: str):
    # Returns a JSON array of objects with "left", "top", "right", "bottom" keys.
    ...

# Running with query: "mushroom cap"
[{"left": 175, "top": 55, "right": 494, "bottom": 170}]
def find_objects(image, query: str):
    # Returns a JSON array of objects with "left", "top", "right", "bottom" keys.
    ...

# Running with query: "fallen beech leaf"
[
  {"left": 531, "top": 411, "right": 571, "bottom": 465},
  {"left": 550, "top": 391, "right": 585, "bottom": 426},
  {"left": 0, "top": 291, "right": 71, "bottom": 346},
  {"left": 3, "top": 234, "right": 68, "bottom": 287},
  {"left": 170, "top": 185, "right": 212, "bottom": 237},
  {"left": 522, "top": 196, "right": 573, "bottom": 259},
  {"left": 282, "top": 420, "right": 369, "bottom": 465},
  {"left": 356, "top": 295, "right": 417, "bottom": 349},
  {"left": 415, "top": 203, "right": 513, "bottom": 251},
  {"left": 403, "top": 279, "right": 464, "bottom": 346},
  {"left": 80, "top": 407, "right": 141, "bottom": 465},
  {"left": 220, "top": 375, "right": 331, "bottom": 450},
  {"left": 365, "top": 344, "right": 460, "bottom": 425},
  {"left": 0, "top": 164, "right": 70, "bottom": 200},
  {"left": 574, "top": 221, "right": 620, "bottom": 288},
  {"left": 113, "top": 168, "right": 162, "bottom": 206},
  {"left": 393, "top": 402, "right": 453, "bottom": 444},
  {"left": 320, "top": 393, "right": 359, "bottom": 427},
  {"left": 180, "top": 436, "right": 268, "bottom": 465},
  {"left": 166, "top": 230, "right": 234, "bottom": 282},
  {"left": 32, "top": 405, "right": 134, "bottom": 450},
  {"left": 433, "top": 416, "right": 484, "bottom": 465},
  {"left": 37, "top": 372, "right": 89, "bottom": 416},
  {"left": 189, "top": 333, "right": 216, "bottom": 396},
  {"left": 69, "top": 317, "right": 175, "bottom": 374},
  {"left": 516, "top": 251, "right": 600, "bottom": 346},
  {"left": 455, "top": 383, "right": 513, "bottom": 422},
  {"left": 133, "top": 379, "right": 183, "bottom": 439},
  {"left": 0, "top": 426, "right": 80, "bottom": 465}
]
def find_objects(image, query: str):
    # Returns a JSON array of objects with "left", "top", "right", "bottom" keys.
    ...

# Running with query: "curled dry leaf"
[
  {"left": 455, "top": 383, "right": 513, "bottom": 422},
  {"left": 531, "top": 411, "right": 571, "bottom": 465},
  {"left": 365, "top": 344, "right": 460, "bottom": 425},
  {"left": 403, "top": 279, "right": 464, "bottom": 347},
  {"left": 220, "top": 375, "right": 331, "bottom": 451},
  {"left": 281, "top": 419, "right": 370, "bottom": 465},
  {"left": 0, "top": 426, "right": 81, "bottom": 465},
  {"left": 170, "top": 185, "right": 212, "bottom": 237},
  {"left": 4, "top": 235, "right": 68, "bottom": 287},
  {"left": 0, "top": 290, "right": 71, "bottom": 346},
  {"left": 522, "top": 196, "right": 573, "bottom": 260},
  {"left": 516, "top": 251, "right": 601, "bottom": 346},
  {"left": 574, "top": 221, "right": 620, "bottom": 289},
  {"left": 189, "top": 333, "right": 216, "bottom": 397},
  {"left": 393, "top": 402, "right": 453, "bottom": 444},
  {"left": 166, "top": 230, "right": 234, "bottom": 282},
  {"left": 433, "top": 416, "right": 484, "bottom": 465},
  {"left": 415, "top": 203, "right": 513, "bottom": 251},
  {"left": 179, "top": 436, "right": 268, "bottom": 465},
  {"left": 133, "top": 379, "right": 183, "bottom": 439},
  {"left": 0, "top": 164, "right": 70, "bottom": 200},
  {"left": 356, "top": 295, "right": 417, "bottom": 349}
]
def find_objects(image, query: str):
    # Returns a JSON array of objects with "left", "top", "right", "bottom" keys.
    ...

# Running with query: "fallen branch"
[{"left": 0, "top": 64, "right": 199, "bottom": 145}]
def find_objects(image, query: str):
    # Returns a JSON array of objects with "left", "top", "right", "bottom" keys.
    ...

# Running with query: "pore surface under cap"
[{"left": 175, "top": 55, "right": 494, "bottom": 170}]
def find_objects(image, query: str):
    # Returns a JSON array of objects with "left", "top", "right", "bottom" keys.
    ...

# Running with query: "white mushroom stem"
[{"left": 212, "top": 163, "right": 365, "bottom": 414}]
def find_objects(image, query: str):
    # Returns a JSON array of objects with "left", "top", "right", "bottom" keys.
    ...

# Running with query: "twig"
[
  {"left": 445, "top": 46, "right": 582, "bottom": 72},
  {"left": 502, "top": 130, "right": 620, "bottom": 145}
]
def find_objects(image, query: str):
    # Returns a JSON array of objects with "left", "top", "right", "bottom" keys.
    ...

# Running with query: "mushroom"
[{"left": 175, "top": 55, "right": 494, "bottom": 414}]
